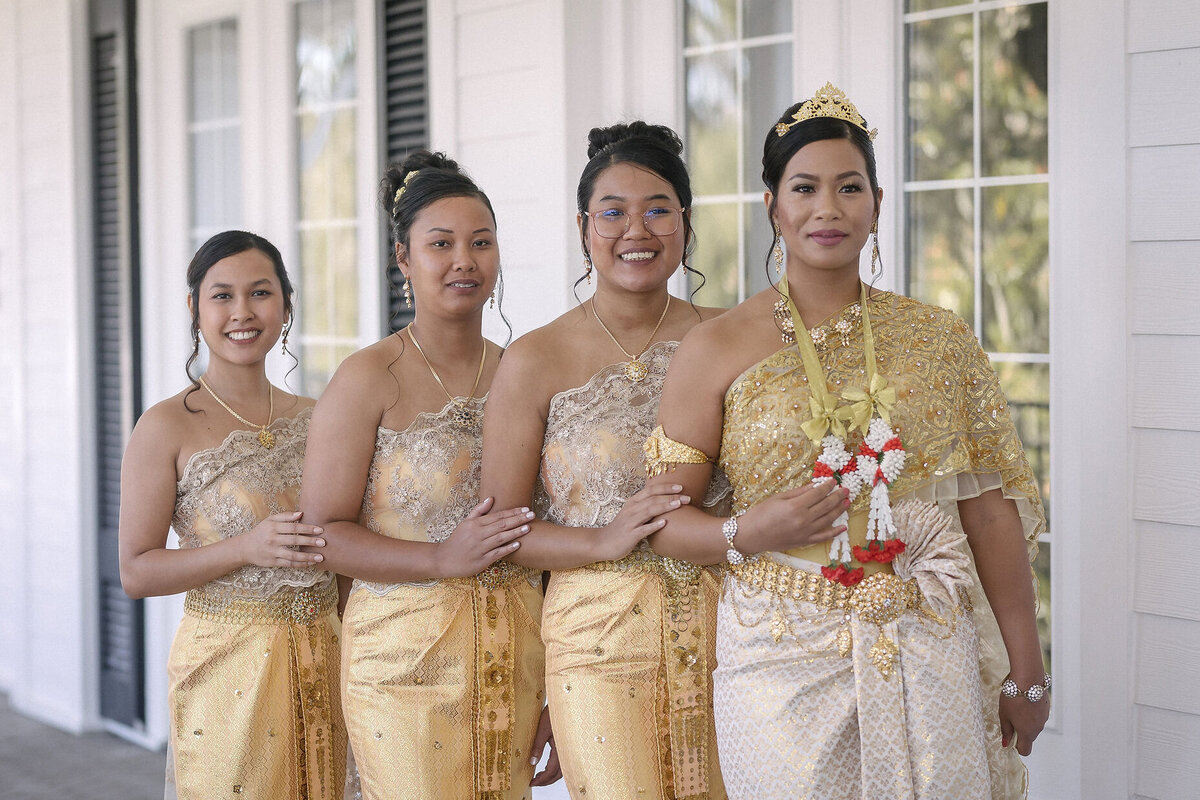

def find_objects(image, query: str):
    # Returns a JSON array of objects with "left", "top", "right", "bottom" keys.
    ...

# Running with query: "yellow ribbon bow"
[
  {"left": 802, "top": 391, "right": 847, "bottom": 443},
  {"left": 840, "top": 372, "right": 897, "bottom": 434}
]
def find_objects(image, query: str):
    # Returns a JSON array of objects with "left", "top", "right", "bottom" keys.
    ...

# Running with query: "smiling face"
[
  {"left": 768, "top": 137, "right": 882, "bottom": 277},
  {"left": 580, "top": 162, "right": 687, "bottom": 294},
  {"left": 397, "top": 195, "right": 499, "bottom": 317},
  {"left": 191, "top": 248, "right": 288, "bottom": 367}
]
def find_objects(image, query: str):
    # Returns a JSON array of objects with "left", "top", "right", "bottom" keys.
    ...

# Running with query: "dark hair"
[
  {"left": 184, "top": 230, "right": 294, "bottom": 408},
  {"left": 380, "top": 150, "right": 497, "bottom": 253},
  {"left": 575, "top": 121, "right": 701, "bottom": 294},
  {"left": 761, "top": 103, "right": 881, "bottom": 291}
]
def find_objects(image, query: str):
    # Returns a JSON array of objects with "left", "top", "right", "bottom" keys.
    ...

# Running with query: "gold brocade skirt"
[
  {"left": 340, "top": 571, "right": 544, "bottom": 800},
  {"left": 166, "top": 579, "right": 347, "bottom": 800},
  {"left": 714, "top": 559, "right": 990, "bottom": 800},
  {"left": 543, "top": 558, "right": 726, "bottom": 800}
]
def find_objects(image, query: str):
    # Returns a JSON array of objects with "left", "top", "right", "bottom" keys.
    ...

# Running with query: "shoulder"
[
  {"left": 126, "top": 390, "right": 194, "bottom": 457},
  {"left": 328, "top": 335, "right": 407, "bottom": 389},
  {"left": 500, "top": 309, "right": 588, "bottom": 373}
]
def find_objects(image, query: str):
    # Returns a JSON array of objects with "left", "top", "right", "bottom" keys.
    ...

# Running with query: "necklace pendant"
[
  {"left": 773, "top": 298, "right": 795, "bottom": 344},
  {"left": 258, "top": 428, "right": 276, "bottom": 449},
  {"left": 624, "top": 358, "right": 650, "bottom": 383},
  {"left": 449, "top": 401, "right": 480, "bottom": 428}
]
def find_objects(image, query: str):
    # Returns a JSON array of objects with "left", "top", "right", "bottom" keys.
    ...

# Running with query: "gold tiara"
[
  {"left": 393, "top": 170, "right": 419, "bottom": 206},
  {"left": 775, "top": 83, "right": 878, "bottom": 140}
]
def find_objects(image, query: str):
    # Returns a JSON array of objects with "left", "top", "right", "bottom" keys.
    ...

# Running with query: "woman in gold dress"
[
  {"left": 644, "top": 85, "right": 1048, "bottom": 799},
  {"left": 481, "top": 122, "right": 727, "bottom": 800},
  {"left": 119, "top": 231, "right": 345, "bottom": 799},
  {"left": 299, "top": 151, "right": 551, "bottom": 799}
]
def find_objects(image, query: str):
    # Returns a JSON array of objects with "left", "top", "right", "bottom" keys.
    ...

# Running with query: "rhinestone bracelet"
[
  {"left": 723, "top": 511, "right": 747, "bottom": 565},
  {"left": 1000, "top": 674, "right": 1052, "bottom": 702}
]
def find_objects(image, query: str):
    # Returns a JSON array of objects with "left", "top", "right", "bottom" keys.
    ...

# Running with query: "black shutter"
[
  {"left": 92, "top": 0, "right": 144, "bottom": 730},
  {"left": 379, "top": 0, "right": 428, "bottom": 333}
]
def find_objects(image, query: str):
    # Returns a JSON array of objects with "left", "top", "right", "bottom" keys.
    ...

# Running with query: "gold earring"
[
  {"left": 403, "top": 277, "right": 412, "bottom": 308},
  {"left": 584, "top": 254, "right": 593, "bottom": 285},
  {"left": 489, "top": 291, "right": 496, "bottom": 309},
  {"left": 772, "top": 225, "right": 784, "bottom": 275},
  {"left": 869, "top": 221, "right": 881, "bottom": 277},
  {"left": 281, "top": 319, "right": 291, "bottom": 356}
]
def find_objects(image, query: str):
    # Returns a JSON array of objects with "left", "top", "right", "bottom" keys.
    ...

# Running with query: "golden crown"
[
  {"left": 775, "top": 82, "right": 878, "bottom": 140},
  {"left": 392, "top": 170, "right": 419, "bottom": 206}
]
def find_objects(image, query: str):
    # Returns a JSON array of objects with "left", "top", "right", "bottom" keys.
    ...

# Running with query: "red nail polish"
[{"left": 1001, "top": 737, "right": 1008, "bottom": 748}]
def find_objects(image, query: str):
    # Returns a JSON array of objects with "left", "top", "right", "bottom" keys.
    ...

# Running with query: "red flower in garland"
[
  {"left": 821, "top": 562, "right": 865, "bottom": 587},
  {"left": 852, "top": 538, "right": 907, "bottom": 563}
]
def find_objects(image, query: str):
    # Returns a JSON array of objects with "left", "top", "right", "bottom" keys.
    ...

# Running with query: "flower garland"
[{"left": 779, "top": 277, "right": 910, "bottom": 588}]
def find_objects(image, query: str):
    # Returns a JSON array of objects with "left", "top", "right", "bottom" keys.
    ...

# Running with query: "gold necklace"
[
  {"left": 773, "top": 296, "right": 861, "bottom": 349},
  {"left": 590, "top": 295, "right": 671, "bottom": 383},
  {"left": 407, "top": 324, "right": 487, "bottom": 428},
  {"left": 199, "top": 377, "right": 275, "bottom": 449}
]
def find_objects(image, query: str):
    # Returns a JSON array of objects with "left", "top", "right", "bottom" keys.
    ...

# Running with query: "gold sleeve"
[{"left": 643, "top": 425, "right": 713, "bottom": 477}]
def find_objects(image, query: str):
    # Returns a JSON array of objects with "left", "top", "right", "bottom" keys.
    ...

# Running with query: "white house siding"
[
  {"left": 1128, "top": 3, "right": 1200, "bottom": 798},
  {"left": 0, "top": 0, "right": 98, "bottom": 734}
]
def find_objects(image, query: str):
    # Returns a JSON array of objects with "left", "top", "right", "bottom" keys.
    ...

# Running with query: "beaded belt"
[
  {"left": 585, "top": 547, "right": 714, "bottom": 590},
  {"left": 729, "top": 557, "right": 925, "bottom": 627},
  {"left": 473, "top": 560, "right": 538, "bottom": 592},
  {"left": 184, "top": 579, "right": 338, "bottom": 625}
]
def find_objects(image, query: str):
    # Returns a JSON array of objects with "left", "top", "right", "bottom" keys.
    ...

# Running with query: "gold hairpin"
[
  {"left": 775, "top": 82, "right": 878, "bottom": 140},
  {"left": 393, "top": 170, "right": 419, "bottom": 206}
]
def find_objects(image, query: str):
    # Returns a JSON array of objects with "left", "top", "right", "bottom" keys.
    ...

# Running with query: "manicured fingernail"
[
  {"left": 314, "top": 554, "right": 324, "bottom": 562},
  {"left": 680, "top": 496, "right": 690, "bottom": 503},
  {"left": 673, "top": 485, "right": 683, "bottom": 491},
  {"left": 315, "top": 539, "right": 325, "bottom": 546},
  {"left": 670, "top": 499, "right": 680, "bottom": 507},
  {"left": 511, "top": 541, "right": 520, "bottom": 549},
  {"left": 530, "top": 757, "right": 538, "bottom": 766},
  {"left": 525, "top": 511, "right": 536, "bottom": 519},
  {"left": 313, "top": 526, "right": 324, "bottom": 533},
  {"left": 1001, "top": 737, "right": 1008, "bottom": 748},
  {"left": 843, "top": 499, "right": 851, "bottom": 509},
  {"left": 520, "top": 525, "right": 530, "bottom": 532}
]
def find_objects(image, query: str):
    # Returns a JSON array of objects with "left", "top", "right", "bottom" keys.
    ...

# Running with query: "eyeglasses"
[{"left": 583, "top": 207, "right": 686, "bottom": 239}]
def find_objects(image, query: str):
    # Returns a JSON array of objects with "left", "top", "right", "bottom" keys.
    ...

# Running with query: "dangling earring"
[
  {"left": 773, "top": 224, "right": 784, "bottom": 275},
  {"left": 583, "top": 254, "right": 593, "bottom": 285},
  {"left": 191, "top": 329, "right": 201, "bottom": 360},
  {"left": 281, "top": 319, "right": 292, "bottom": 356},
  {"left": 869, "top": 220, "right": 881, "bottom": 277},
  {"left": 403, "top": 276, "right": 412, "bottom": 308},
  {"left": 489, "top": 291, "right": 496, "bottom": 309}
]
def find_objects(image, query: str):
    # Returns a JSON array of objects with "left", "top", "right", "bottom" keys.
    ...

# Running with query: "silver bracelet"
[
  {"left": 1000, "top": 674, "right": 1052, "bottom": 703},
  {"left": 722, "top": 512, "right": 746, "bottom": 565}
]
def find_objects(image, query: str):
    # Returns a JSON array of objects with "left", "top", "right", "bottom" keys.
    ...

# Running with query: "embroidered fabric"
[
  {"left": 721, "top": 292, "right": 1045, "bottom": 554},
  {"left": 535, "top": 341, "right": 731, "bottom": 531},
  {"left": 355, "top": 396, "right": 488, "bottom": 596},
  {"left": 173, "top": 408, "right": 328, "bottom": 601}
]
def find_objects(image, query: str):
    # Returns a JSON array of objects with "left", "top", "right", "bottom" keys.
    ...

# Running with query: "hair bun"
[
  {"left": 586, "top": 121, "right": 683, "bottom": 160},
  {"left": 381, "top": 150, "right": 464, "bottom": 215}
]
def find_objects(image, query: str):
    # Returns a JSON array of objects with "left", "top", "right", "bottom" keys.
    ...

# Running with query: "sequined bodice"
[
  {"left": 360, "top": 397, "right": 485, "bottom": 544},
  {"left": 720, "top": 293, "right": 1041, "bottom": 517},
  {"left": 174, "top": 408, "right": 324, "bottom": 598},
  {"left": 535, "top": 342, "right": 730, "bottom": 531}
]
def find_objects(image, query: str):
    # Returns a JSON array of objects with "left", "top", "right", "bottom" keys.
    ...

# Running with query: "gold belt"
[
  {"left": 585, "top": 547, "right": 715, "bottom": 589},
  {"left": 472, "top": 560, "right": 538, "bottom": 592},
  {"left": 184, "top": 579, "right": 338, "bottom": 625},
  {"left": 729, "top": 557, "right": 925, "bottom": 627}
]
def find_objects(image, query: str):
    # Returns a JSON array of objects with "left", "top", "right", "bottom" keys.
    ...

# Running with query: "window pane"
[
  {"left": 906, "top": 13, "right": 974, "bottom": 181},
  {"left": 296, "top": 0, "right": 357, "bottom": 108},
  {"left": 685, "top": 0, "right": 737, "bottom": 47},
  {"left": 745, "top": 0, "right": 791, "bottom": 38},
  {"left": 906, "top": 188, "right": 973, "bottom": 320},
  {"left": 298, "top": 107, "right": 358, "bottom": 221},
  {"left": 743, "top": 43, "right": 792, "bottom": 193},
  {"left": 686, "top": 50, "right": 739, "bottom": 196},
  {"left": 981, "top": 183, "right": 1048, "bottom": 353},
  {"left": 188, "top": 19, "right": 240, "bottom": 238},
  {"left": 981, "top": 4, "right": 1048, "bottom": 176},
  {"left": 330, "top": 226, "right": 358, "bottom": 338},
  {"left": 689, "top": 203, "right": 740, "bottom": 308},
  {"left": 994, "top": 361, "right": 1050, "bottom": 519},
  {"left": 190, "top": 128, "right": 241, "bottom": 229},
  {"left": 299, "top": 228, "right": 331, "bottom": 336},
  {"left": 743, "top": 201, "right": 774, "bottom": 298}
]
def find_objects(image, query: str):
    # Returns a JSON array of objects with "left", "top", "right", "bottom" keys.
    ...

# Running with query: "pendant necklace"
[
  {"left": 590, "top": 295, "right": 670, "bottom": 383},
  {"left": 199, "top": 377, "right": 276, "bottom": 449},
  {"left": 407, "top": 324, "right": 486, "bottom": 428}
]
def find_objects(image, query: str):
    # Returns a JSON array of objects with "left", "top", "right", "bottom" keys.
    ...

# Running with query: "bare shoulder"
[
  {"left": 126, "top": 390, "right": 196, "bottom": 460},
  {"left": 500, "top": 307, "right": 588, "bottom": 376}
]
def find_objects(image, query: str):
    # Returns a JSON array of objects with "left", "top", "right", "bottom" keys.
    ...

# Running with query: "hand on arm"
[
  {"left": 300, "top": 354, "right": 530, "bottom": 583},
  {"left": 646, "top": 327, "right": 848, "bottom": 563},
  {"left": 480, "top": 339, "right": 684, "bottom": 570},
  {"left": 959, "top": 488, "right": 1048, "bottom": 756},
  {"left": 117, "top": 408, "right": 326, "bottom": 599}
]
